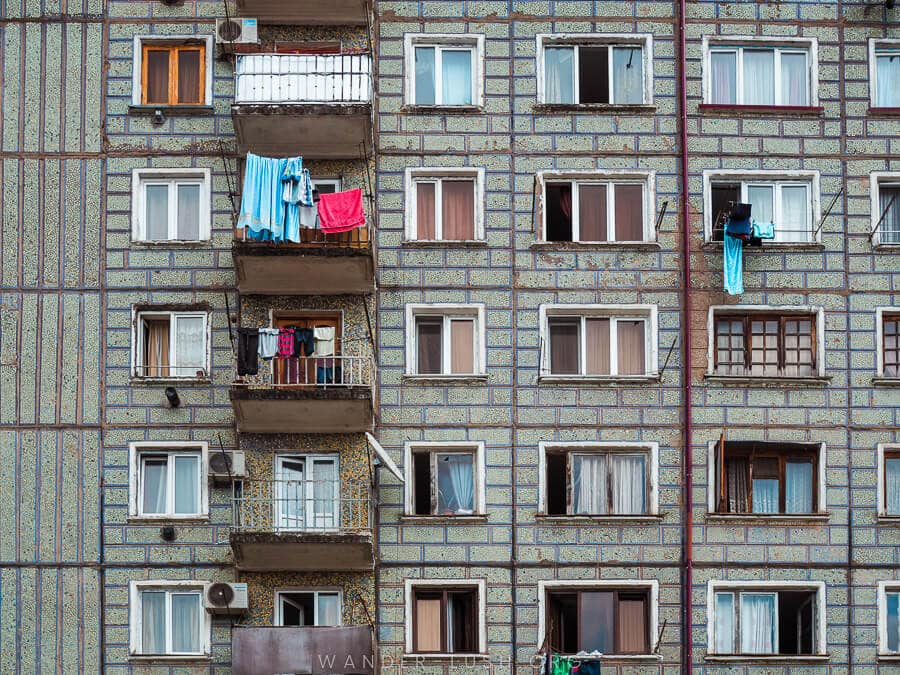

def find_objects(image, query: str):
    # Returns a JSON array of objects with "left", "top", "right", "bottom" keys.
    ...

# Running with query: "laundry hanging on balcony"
[
  {"left": 723, "top": 202, "right": 752, "bottom": 295},
  {"left": 237, "top": 153, "right": 314, "bottom": 243},
  {"left": 317, "top": 188, "right": 366, "bottom": 233}
]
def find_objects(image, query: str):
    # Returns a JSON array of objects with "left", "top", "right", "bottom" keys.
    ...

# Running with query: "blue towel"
[
  {"left": 282, "top": 157, "right": 314, "bottom": 242},
  {"left": 237, "top": 153, "right": 312, "bottom": 244},
  {"left": 724, "top": 234, "right": 744, "bottom": 295},
  {"left": 751, "top": 219, "right": 775, "bottom": 239}
]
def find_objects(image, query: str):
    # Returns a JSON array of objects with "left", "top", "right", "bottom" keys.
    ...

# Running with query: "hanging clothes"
[
  {"left": 574, "top": 660, "right": 601, "bottom": 675},
  {"left": 237, "top": 153, "right": 313, "bottom": 243},
  {"left": 724, "top": 234, "right": 744, "bottom": 295},
  {"left": 277, "top": 328, "right": 296, "bottom": 359},
  {"left": 550, "top": 654, "right": 572, "bottom": 675},
  {"left": 313, "top": 326, "right": 336, "bottom": 357},
  {"left": 751, "top": 219, "right": 775, "bottom": 239},
  {"left": 236, "top": 328, "right": 259, "bottom": 376},
  {"left": 293, "top": 327, "right": 316, "bottom": 358},
  {"left": 725, "top": 202, "right": 753, "bottom": 240},
  {"left": 317, "top": 188, "right": 366, "bottom": 233},
  {"left": 282, "top": 157, "right": 314, "bottom": 242},
  {"left": 258, "top": 328, "right": 279, "bottom": 360}
]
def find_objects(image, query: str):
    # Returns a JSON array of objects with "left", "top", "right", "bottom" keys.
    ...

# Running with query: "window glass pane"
[
  {"left": 546, "top": 183, "right": 573, "bottom": 242},
  {"left": 171, "top": 593, "right": 200, "bottom": 652},
  {"left": 715, "top": 592, "right": 735, "bottom": 653},
  {"left": 783, "top": 318, "right": 814, "bottom": 376},
  {"left": 544, "top": 47, "right": 575, "bottom": 104},
  {"left": 781, "top": 52, "right": 808, "bottom": 106},
  {"left": 876, "top": 52, "right": 900, "bottom": 108},
  {"left": 436, "top": 454, "right": 475, "bottom": 514},
  {"left": 416, "top": 318, "right": 442, "bottom": 374},
  {"left": 579, "top": 592, "right": 614, "bottom": 652},
  {"left": 715, "top": 318, "right": 746, "bottom": 375},
  {"left": 143, "top": 317, "right": 170, "bottom": 377},
  {"left": 414, "top": 47, "right": 436, "bottom": 104},
  {"left": 740, "top": 593, "right": 777, "bottom": 654},
  {"left": 549, "top": 319, "right": 580, "bottom": 374},
  {"left": 724, "top": 456, "right": 750, "bottom": 513},
  {"left": 141, "top": 591, "right": 166, "bottom": 653},
  {"left": 746, "top": 185, "right": 774, "bottom": 226},
  {"left": 145, "top": 185, "right": 170, "bottom": 241},
  {"left": 449, "top": 319, "right": 475, "bottom": 374},
  {"left": 311, "top": 459, "right": 337, "bottom": 527},
  {"left": 415, "top": 595, "right": 442, "bottom": 652},
  {"left": 416, "top": 182, "right": 436, "bottom": 239},
  {"left": 441, "top": 50, "right": 472, "bottom": 105},
  {"left": 318, "top": 593, "right": 340, "bottom": 626},
  {"left": 578, "top": 184, "right": 607, "bottom": 242},
  {"left": 617, "top": 320, "right": 646, "bottom": 375},
  {"left": 752, "top": 478, "right": 779, "bottom": 513},
  {"left": 174, "top": 316, "right": 205, "bottom": 375},
  {"left": 710, "top": 51, "right": 737, "bottom": 104},
  {"left": 584, "top": 318, "right": 610, "bottom": 375},
  {"left": 750, "top": 318, "right": 779, "bottom": 376},
  {"left": 885, "top": 317, "right": 900, "bottom": 377},
  {"left": 610, "top": 454, "right": 646, "bottom": 514},
  {"left": 173, "top": 456, "right": 199, "bottom": 514},
  {"left": 578, "top": 46, "right": 609, "bottom": 104},
  {"left": 572, "top": 454, "right": 607, "bottom": 514},
  {"left": 886, "top": 457, "right": 900, "bottom": 515},
  {"left": 614, "top": 184, "right": 644, "bottom": 241},
  {"left": 879, "top": 186, "right": 900, "bottom": 244},
  {"left": 145, "top": 50, "right": 170, "bottom": 104},
  {"left": 785, "top": 460, "right": 813, "bottom": 513},
  {"left": 177, "top": 49, "right": 202, "bottom": 104},
  {"left": 742, "top": 49, "right": 775, "bottom": 105},
  {"left": 779, "top": 185, "right": 809, "bottom": 243},
  {"left": 442, "top": 180, "right": 475, "bottom": 240},
  {"left": 176, "top": 184, "right": 201, "bottom": 240},
  {"left": 888, "top": 592, "right": 900, "bottom": 653},
  {"left": 612, "top": 46, "right": 643, "bottom": 104},
  {"left": 141, "top": 458, "right": 168, "bottom": 514}
]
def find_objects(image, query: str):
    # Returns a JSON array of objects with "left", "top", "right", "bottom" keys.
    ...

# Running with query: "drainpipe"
[{"left": 675, "top": 0, "right": 694, "bottom": 670}]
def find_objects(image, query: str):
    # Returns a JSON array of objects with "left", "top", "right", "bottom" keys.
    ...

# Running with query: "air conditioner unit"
[
  {"left": 215, "top": 18, "right": 258, "bottom": 45},
  {"left": 205, "top": 582, "right": 248, "bottom": 615},
  {"left": 209, "top": 450, "right": 245, "bottom": 483}
]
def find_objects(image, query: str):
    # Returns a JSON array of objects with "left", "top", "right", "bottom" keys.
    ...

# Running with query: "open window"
[
  {"left": 276, "top": 590, "right": 341, "bottom": 626},
  {"left": 871, "top": 173, "right": 900, "bottom": 246},
  {"left": 710, "top": 440, "right": 822, "bottom": 515},
  {"left": 709, "top": 582, "right": 824, "bottom": 657},
  {"left": 406, "top": 444, "right": 483, "bottom": 516},
  {"left": 405, "top": 169, "right": 484, "bottom": 241},
  {"left": 706, "top": 175, "right": 815, "bottom": 243},
  {"left": 869, "top": 40, "right": 900, "bottom": 109},
  {"left": 133, "top": 309, "right": 209, "bottom": 379},
  {"left": 270, "top": 312, "right": 342, "bottom": 385},
  {"left": 407, "top": 583, "right": 482, "bottom": 655},
  {"left": 406, "top": 304, "right": 485, "bottom": 377}
]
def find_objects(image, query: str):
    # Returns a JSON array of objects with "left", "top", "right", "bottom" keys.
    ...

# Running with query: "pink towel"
[{"left": 317, "top": 188, "right": 366, "bottom": 233}]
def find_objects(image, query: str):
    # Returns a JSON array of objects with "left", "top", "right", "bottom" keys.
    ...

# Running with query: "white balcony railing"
[
  {"left": 235, "top": 53, "right": 372, "bottom": 105},
  {"left": 233, "top": 354, "right": 374, "bottom": 389}
]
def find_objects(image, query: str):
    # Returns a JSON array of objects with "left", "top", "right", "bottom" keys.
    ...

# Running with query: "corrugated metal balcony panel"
[
  {"left": 235, "top": 54, "right": 371, "bottom": 105},
  {"left": 232, "top": 626, "right": 374, "bottom": 675}
]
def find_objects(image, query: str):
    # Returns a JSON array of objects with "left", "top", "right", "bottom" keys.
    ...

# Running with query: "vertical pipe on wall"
[{"left": 675, "top": 0, "right": 694, "bottom": 669}]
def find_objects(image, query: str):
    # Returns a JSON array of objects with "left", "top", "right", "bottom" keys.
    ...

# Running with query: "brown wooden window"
[
  {"left": 545, "top": 180, "right": 645, "bottom": 242},
  {"left": 546, "top": 315, "right": 647, "bottom": 376},
  {"left": 545, "top": 450, "right": 649, "bottom": 516},
  {"left": 412, "top": 587, "right": 477, "bottom": 654},
  {"left": 714, "top": 441, "right": 818, "bottom": 515},
  {"left": 883, "top": 314, "right": 900, "bottom": 377},
  {"left": 142, "top": 43, "right": 206, "bottom": 106},
  {"left": 546, "top": 589, "right": 650, "bottom": 655},
  {"left": 713, "top": 312, "right": 816, "bottom": 377},
  {"left": 411, "top": 449, "right": 477, "bottom": 516}
]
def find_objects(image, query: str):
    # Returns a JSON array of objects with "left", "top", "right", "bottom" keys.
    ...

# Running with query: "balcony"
[
  {"left": 233, "top": 225, "right": 374, "bottom": 296},
  {"left": 232, "top": 626, "right": 374, "bottom": 675},
  {"left": 231, "top": 478, "right": 373, "bottom": 572},
  {"left": 233, "top": 0, "right": 369, "bottom": 26},
  {"left": 232, "top": 54, "right": 372, "bottom": 159},
  {"left": 230, "top": 355, "right": 374, "bottom": 434}
]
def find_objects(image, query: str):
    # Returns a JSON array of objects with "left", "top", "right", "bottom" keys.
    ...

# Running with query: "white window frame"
[
  {"left": 538, "top": 441, "right": 659, "bottom": 516},
  {"left": 404, "top": 168, "right": 485, "bottom": 241},
  {"left": 131, "top": 35, "right": 215, "bottom": 107},
  {"left": 876, "top": 308, "right": 900, "bottom": 378},
  {"left": 128, "top": 441, "right": 209, "bottom": 520},
  {"left": 131, "top": 168, "right": 212, "bottom": 242},
  {"left": 405, "top": 303, "right": 487, "bottom": 377},
  {"left": 403, "top": 34, "right": 485, "bottom": 108},
  {"left": 706, "top": 580, "right": 827, "bottom": 658},
  {"left": 538, "top": 304, "right": 659, "bottom": 380},
  {"left": 273, "top": 453, "right": 340, "bottom": 532},
  {"left": 537, "top": 170, "right": 656, "bottom": 243},
  {"left": 404, "top": 579, "right": 487, "bottom": 657},
  {"left": 131, "top": 308, "right": 211, "bottom": 380},
  {"left": 274, "top": 588, "right": 343, "bottom": 627},
  {"left": 702, "top": 36, "right": 819, "bottom": 107},
  {"left": 702, "top": 169, "right": 821, "bottom": 244},
  {"left": 877, "top": 444, "right": 900, "bottom": 517},
  {"left": 705, "top": 440, "right": 826, "bottom": 515},
  {"left": 536, "top": 34, "right": 654, "bottom": 106},
  {"left": 537, "top": 580, "right": 660, "bottom": 659},
  {"left": 878, "top": 581, "right": 900, "bottom": 656},
  {"left": 129, "top": 580, "right": 211, "bottom": 658},
  {"left": 868, "top": 39, "right": 900, "bottom": 109},
  {"left": 402, "top": 441, "right": 486, "bottom": 516},
  {"left": 870, "top": 172, "right": 900, "bottom": 247},
  {"left": 706, "top": 305, "right": 826, "bottom": 379}
]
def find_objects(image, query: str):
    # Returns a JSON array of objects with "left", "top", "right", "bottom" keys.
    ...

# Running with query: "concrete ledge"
[
  {"left": 534, "top": 514, "right": 663, "bottom": 525},
  {"left": 698, "top": 103, "right": 824, "bottom": 117},
  {"left": 703, "top": 375, "right": 830, "bottom": 387},
  {"left": 533, "top": 103, "right": 657, "bottom": 114},
  {"left": 530, "top": 241, "right": 662, "bottom": 251},
  {"left": 705, "top": 654, "right": 830, "bottom": 664},
  {"left": 402, "top": 374, "right": 489, "bottom": 385},
  {"left": 400, "top": 104, "right": 484, "bottom": 115},
  {"left": 538, "top": 374, "right": 661, "bottom": 385},
  {"left": 706, "top": 513, "right": 830, "bottom": 525}
]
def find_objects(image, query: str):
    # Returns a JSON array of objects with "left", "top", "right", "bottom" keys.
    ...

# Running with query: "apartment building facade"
[{"left": 0, "top": 0, "right": 898, "bottom": 673}]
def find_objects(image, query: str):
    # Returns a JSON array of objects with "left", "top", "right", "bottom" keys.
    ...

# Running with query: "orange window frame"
[{"left": 141, "top": 44, "right": 206, "bottom": 106}]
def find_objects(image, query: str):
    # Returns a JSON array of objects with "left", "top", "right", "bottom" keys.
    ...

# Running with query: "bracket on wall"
[
  {"left": 870, "top": 192, "right": 897, "bottom": 242},
  {"left": 815, "top": 186, "right": 842, "bottom": 238},
  {"left": 659, "top": 338, "right": 678, "bottom": 379},
  {"left": 655, "top": 200, "right": 669, "bottom": 234}
]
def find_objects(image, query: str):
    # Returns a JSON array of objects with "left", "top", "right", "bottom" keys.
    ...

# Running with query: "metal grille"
[{"left": 235, "top": 54, "right": 372, "bottom": 105}]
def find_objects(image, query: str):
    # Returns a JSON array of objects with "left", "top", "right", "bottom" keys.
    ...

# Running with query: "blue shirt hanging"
[{"left": 723, "top": 234, "right": 744, "bottom": 295}]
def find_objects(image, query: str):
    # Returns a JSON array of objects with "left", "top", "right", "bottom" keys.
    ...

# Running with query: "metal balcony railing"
[
  {"left": 233, "top": 218, "right": 372, "bottom": 250},
  {"left": 233, "top": 354, "right": 374, "bottom": 389},
  {"left": 233, "top": 478, "right": 371, "bottom": 533},
  {"left": 235, "top": 53, "right": 372, "bottom": 105}
]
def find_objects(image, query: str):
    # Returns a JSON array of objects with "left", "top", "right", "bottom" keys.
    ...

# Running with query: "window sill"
[
  {"left": 131, "top": 239, "right": 212, "bottom": 248},
  {"left": 530, "top": 241, "right": 661, "bottom": 251},
  {"left": 875, "top": 515, "right": 900, "bottom": 524},
  {"left": 534, "top": 513, "right": 663, "bottom": 525},
  {"left": 129, "top": 654, "right": 211, "bottom": 663},
  {"left": 127, "top": 515, "right": 210, "bottom": 525},
  {"left": 698, "top": 103, "right": 824, "bottom": 117},
  {"left": 402, "top": 374, "right": 488, "bottom": 385},
  {"left": 533, "top": 103, "right": 656, "bottom": 114},
  {"left": 706, "top": 513, "right": 830, "bottom": 525},
  {"left": 401, "top": 104, "right": 484, "bottom": 115},
  {"left": 868, "top": 107, "right": 900, "bottom": 117},
  {"left": 873, "top": 243, "right": 900, "bottom": 251},
  {"left": 130, "top": 376, "right": 212, "bottom": 386},
  {"left": 128, "top": 104, "right": 215, "bottom": 116},
  {"left": 544, "top": 653, "right": 663, "bottom": 663},
  {"left": 872, "top": 377, "right": 900, "bottom": 388},
  {"left": 705, "top": 654, "right": 829, "bottom": 664},
  {"left": 703, "top": 374, "right": 830, "bottom": 387},
  {"left": 877, "top": 653, "right": 900, "bottom": 661},
  {"left": 399, "top": 514, "right": 489, "bottom": 524},
  {"left": 700, "top": 240, "right": 824, "bottom": 251},
  {"left": 402, "top": 653, "right": 490, "bottom": 661},
  {"left": 538, "top": 374, "right": 660, "bottom": 385},
  {"left": 402, "top": 239, "right": 488, "bottom": 248}
]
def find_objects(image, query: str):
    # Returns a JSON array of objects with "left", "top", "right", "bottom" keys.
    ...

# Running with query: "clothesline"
[{"left": 236, "top": 326, "right": 337, "bottom": 376}]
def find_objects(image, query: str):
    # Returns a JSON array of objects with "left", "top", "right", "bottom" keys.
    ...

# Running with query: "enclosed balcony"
[
  {"left": 230, "top": 355, "right": 374, "bottom": 434},
  {"left": 232, "top": 53, "right": 372, "bottom": 159},
  {"left": 233, "top": 0, "right": 369, "bottom": 26},
  {"left": 230, "top": 477, "right": 373, "bottom": 571},
  {"left": 232, "top": 626, "right": 374, "bottom": 675}
]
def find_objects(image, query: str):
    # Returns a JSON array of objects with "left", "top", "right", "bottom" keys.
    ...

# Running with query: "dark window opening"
[
  {"left": 578, "top": 47, "right": 609, "bottom": 104},
  {"left": 547, "top": 590, "right": 649, "bottom": 655},
  {"left": 546, "top": 452, "right": 568, "bottom": 515},
  {"left": 778, "top": 591, "right": 815, "bottom": 655},
  {"left": 546, "top": 183, "right": 573, "bottom": 241},
  {"left": 413, "top": 452, "right": 432, "bottom": 515},
  {"left": 711, "top": 183, "right": 740, "bottom": 241},
  {"left": 413, "top": 588, "right": 477, "bottom": 654},
  {"left": 279, "top": 593, "right": 315, "bottom": 626}
]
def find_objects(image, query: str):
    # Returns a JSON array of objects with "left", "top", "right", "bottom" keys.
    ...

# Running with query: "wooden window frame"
[
  {"left": 713, "top": 312, "right": 817, "bottom": 377},
  {"left": 545, "top": 588, "right": 651, "bottom": 655},
  {"left": 411, "top": 448, "right": 477, "bottom": 516},
  {"left": 411, "top": 587, "right": 478, "bottom": 654},
  {"left": 140, "top": 43, "right": 206, "bottom": 106},
  {"left": 545, "top": 448, "right": 651, "bottom": 516},
  {"left": 270, "top": 311, "right": 343, "bottom": 386}
]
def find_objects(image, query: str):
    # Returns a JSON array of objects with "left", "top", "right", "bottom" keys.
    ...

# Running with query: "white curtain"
[
  {"left": 171, "top": 593, "right": 200, "bottom": 653},
  {"left": 740, "top": 593, "right": 776, "bottom": 654},
  {"left": 752, "top": 478, "right": 779, "bottom": 513},
  {"left": 318, "top": 593, "right": 341, "bottom": 626},
  {"left": 886, "top": 458, "right": 900, "bottom": 515},
  {"left": 312, "top": 459, "right": 338, "bottom": 527},
  {"left": 880, "top": 187, "right": 900, "bottom": 244},
  {"left": 747, "top": 185, "right": 774, "bottom": 226},
  {"left": 141, "top": 591, "right": 166, "bottom": 653},
  {"left": 442, "top": 50, "right": 472, "bottom": 105},
  {"left": 142, "top": 459, "right": 167, "bottom": 514},
  {"left": 785, "top": 461, "right": 813, "bottom": 513},
  {"left": 572, "top": 454, "right": 607, "bottom": 514},
  {"left": 612, "top": 46, "right": 643, "bottom": 104},
  {"left": 174, "top": 316, "right": 205, "bottom": 375},
  {"left": 876, "top": 53, "right": 900, "bottom": 108},
  {"left": 780, "top": 52, "right": 808, "bottom": 106},
  {"left": 710, "top": 51, "right": 736, "bottom": 104},
  {"left": 544, "top": 47, "right": 574, "bottom": 104},
  {"left": 780, "top": 185, "right": 809, "bottom": 243},
  {"left": 714, "top": 593, "right": 735, "bottom": 653},
  {"left": 743, "top": 50, "right": 775, "bottom": 105},
  {"left": 414, "top": 47, "right": 436, "bottom": 104},
  {"left": 278, "top": 459, "right": 305, "bottom": 529},
  {"left": 611, "top": 454, "right": 647, "bottom": 514},
  {"left": 173, "top": 456, "right": 198, "bottom": 515},
  {"left": 437, "top": 454, "right": 474, "bottom": 514}
]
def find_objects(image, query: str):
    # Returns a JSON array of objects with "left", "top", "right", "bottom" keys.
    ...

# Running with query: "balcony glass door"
[{"left": 275, "top": 455, "right": 339, "bottom": 531}]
